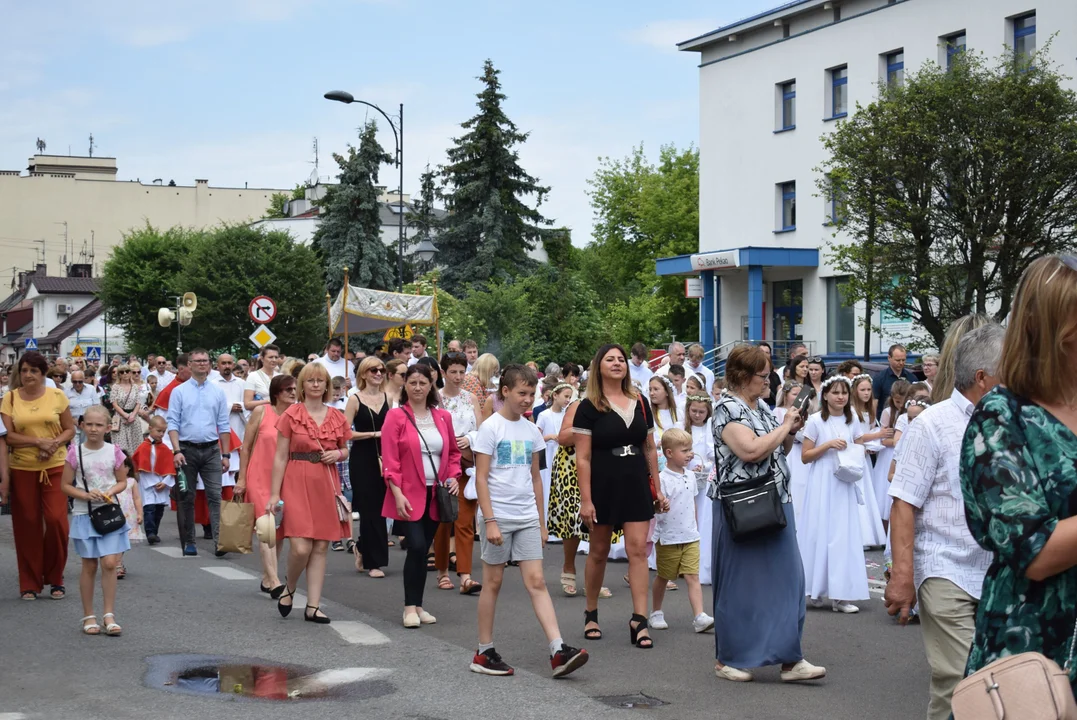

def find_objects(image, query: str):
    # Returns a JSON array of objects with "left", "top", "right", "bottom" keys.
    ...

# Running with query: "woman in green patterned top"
[{"left": 960, "top": 255, "right": 1077, "bottom": 697}]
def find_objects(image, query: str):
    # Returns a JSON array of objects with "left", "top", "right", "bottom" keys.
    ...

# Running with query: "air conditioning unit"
[{"left": 56, "top": 303, "right": 73, "bottom": 315}]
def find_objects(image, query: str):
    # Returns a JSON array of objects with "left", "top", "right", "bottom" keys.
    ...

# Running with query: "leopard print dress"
[{"left": 547, "top": 445, "right": 622, "bottom": 544}]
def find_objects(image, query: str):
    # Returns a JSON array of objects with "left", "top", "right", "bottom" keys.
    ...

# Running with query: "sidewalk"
[{"left": 0, "top": 516, "right": 622, "bottom": 720}]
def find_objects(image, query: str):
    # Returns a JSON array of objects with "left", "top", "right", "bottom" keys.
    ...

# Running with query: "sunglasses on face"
[
  {"left": 282, "top": 386, "right": 297, "bottom": 393},
  {"left": 118, "top": 370, "right": 131, "bottom": 374},
  {"left": 369, "top": 368, "right": 385, "bottom": 375}
]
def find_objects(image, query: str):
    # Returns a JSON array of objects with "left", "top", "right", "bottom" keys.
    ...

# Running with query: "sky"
[{"left": 1, "top": 0, "right": 779, "bottom": 247}]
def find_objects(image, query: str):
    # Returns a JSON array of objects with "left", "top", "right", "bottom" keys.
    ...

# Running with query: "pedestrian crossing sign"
[
  {"left": 86, "top": 346, "right": 102, "bottom": 360},
  {"left": 24, "top": 338, "right": 37, "bottom": 350}
]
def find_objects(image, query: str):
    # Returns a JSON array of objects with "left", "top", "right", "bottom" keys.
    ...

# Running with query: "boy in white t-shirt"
[
  {"left": 470, "top": 364, "right": 588, "bottom": 679},
  {"left": 650, "top": 428, "right": 714, "bottom": 634}
]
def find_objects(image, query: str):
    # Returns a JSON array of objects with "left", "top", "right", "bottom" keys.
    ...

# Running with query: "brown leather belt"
[{"left": 290, "top": 452, "right": 322, "bottom": 463}]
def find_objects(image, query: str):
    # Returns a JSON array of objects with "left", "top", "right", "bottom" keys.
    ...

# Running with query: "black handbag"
[
  {"left": 406, "top": 411, "right": 458, "bottom": 523},
  {"left": 80, "top": 444, "right": 126, "bottom": 535},
  {"left": 718, "top": 471, "right": 787, "bottom": 541}
]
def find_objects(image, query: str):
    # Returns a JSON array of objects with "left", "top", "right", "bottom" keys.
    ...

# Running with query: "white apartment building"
[{"left": 661, "top": 0, "right": 1077, "bottom": 359}]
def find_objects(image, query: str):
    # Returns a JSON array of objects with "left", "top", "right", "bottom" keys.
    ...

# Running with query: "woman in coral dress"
[
  {"left": 266, "top": 364, "right": 350, "bottom": 625},
  {"left": 236, "top": 374, "right": 296, "bottom": 598}
]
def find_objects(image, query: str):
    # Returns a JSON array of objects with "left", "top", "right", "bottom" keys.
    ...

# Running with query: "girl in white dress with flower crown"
[
  {"left": 850, "top": 375, "right": 887, "bottom": 547},
  {"left": 684, "top": 395, "right": 715, "bottom": 586},
  {"left": 774, "top": 381, "right": 808, "bottom": 520},
  {"left": 797, "top": 376, "right": 870, "bottom": 613}
]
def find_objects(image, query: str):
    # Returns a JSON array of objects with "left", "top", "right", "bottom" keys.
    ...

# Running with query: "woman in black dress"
[
  {"left": 345, "top": 357, "right": 390, "bottom": 578},
  {"left": 575, "top": 343, "right": 668, "bottom": 648}
]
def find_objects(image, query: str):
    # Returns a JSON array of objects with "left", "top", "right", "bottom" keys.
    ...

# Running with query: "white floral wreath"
[{"left": 821, "top": 375, "right": 852, "bottom": 391}]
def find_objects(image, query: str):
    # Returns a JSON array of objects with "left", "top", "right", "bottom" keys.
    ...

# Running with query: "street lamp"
[
  {"left": 324, "top": 90, "right": 405, "bottom": 291},
  {"left": 414, "top": 238, "right": 438, "bottom": 264}
]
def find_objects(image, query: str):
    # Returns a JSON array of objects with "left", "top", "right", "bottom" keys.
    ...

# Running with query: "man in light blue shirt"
[{"left": 167, "top": 348, "right": 231, "bottom": 557}]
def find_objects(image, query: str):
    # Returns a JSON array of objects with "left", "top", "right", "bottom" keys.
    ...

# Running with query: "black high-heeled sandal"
[
  {"left": 277, "top": 586, "right": 296, "bottom": 618},
  {"left": 304, "top": 605, "right": 331, "bottom": 624},
  {"left": 584, "top": 608, "right": 602, "bottom": 640},
  {"left": 629, "top": 613, "right": 653, "bottom": 649}
]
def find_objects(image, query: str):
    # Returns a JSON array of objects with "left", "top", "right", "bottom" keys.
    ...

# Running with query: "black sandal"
[
  {"left": 277, "top": 586, "right": 296, "bottom": 618},
  {"left": 426, "top": 552, "right": 437, "bottom": 571},
  {"left": 20, "top": 590, "right": 37, "bottom": 601},
  {"left": 448, "top": 552, "right": 457, "bottom": 572},
  {"left": 50, "top": 585, "right": 66, "bottom": 600},
  {"left": 304, "top": 605, "right": 331, "bottom": 624},
  {"left": 269, "top": 584, "right": 286, "bottom": 600},
  {"left": 584, "top": 608, "right": 602, "bottom": 640},
  {"left": 629, "top": 613, "right": 653, "bottom": 649}
]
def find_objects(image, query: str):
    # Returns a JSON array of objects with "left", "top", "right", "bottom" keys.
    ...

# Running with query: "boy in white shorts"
[
  {"left": 650, "top": 428, "right": 714, "bottom": 634},
  {"left": 470, "top": 364, "right": 589, "bottom": 679}
]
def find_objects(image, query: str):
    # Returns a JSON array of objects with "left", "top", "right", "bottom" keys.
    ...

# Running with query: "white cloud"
[{"left": 624, "top": 18, "right": 716, "bottom": 52}]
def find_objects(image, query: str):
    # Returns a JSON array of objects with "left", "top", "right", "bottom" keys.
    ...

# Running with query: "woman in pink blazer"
[{"left": 382, "top": 363, "right": 461, "bottom": 628}]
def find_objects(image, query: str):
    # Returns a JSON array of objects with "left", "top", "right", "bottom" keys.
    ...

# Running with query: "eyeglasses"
[
  {"left": 369, "top": 368, "right": 385, "bottom": 375},
  {"left": 1045, "top": 255, "right": 1077, "bottom": 285},
  {"left": 754, "top": 372, "right": 770, "bottom": 380}
]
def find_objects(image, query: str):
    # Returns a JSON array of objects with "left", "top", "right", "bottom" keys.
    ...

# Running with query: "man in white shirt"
[
  {"left": 628, "top": 342, "right": 653, "bottom": 392},
  {"left": 407, "top": 334, "right": 429, "bottom": 367},
  {"left": 655, "top": 342, "right": 687, "bottom": 378},
  {"left": 244, "top": 344, "right": 282, "bottom": 412},
  {"left": 683, "top": 344, "right": 715, "bottom": 393},
  {"left": 66, "top": 369, "right": 97, "bottom": 441},
  {"left": 213, "top": 353, "right": 247, "bottom": 441},
  {"left": 463, "top": 339, "right": 479, "bottom": 374},
  {"left": 886, "top": 323, "right": 1004, "bottom": 720},
  {"left": 313, "top": 338, "right": 355, "bottom": 389},
  {"left": 149, "top": 355, "right": 176, "bottom": 387}
]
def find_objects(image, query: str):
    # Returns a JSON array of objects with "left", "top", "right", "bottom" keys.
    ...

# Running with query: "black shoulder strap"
[
  {"left": 79, "top": 443, "right": 92, "bottom": 514},
  {"left": 404, "top": 410, "right": 441, "bottom": 485}
]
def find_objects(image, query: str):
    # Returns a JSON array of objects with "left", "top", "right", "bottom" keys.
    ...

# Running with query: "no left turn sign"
[{"left": 249, "top": 296, "right": 277, "bottom": 324}]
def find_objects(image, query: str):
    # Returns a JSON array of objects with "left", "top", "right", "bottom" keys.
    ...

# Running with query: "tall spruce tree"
[
  {"left": 437, "top": 59, "right": 552, "bottom": 294},
  {"left": 312, "top": 120, "right": 395, "bottom": 295},
  {"left": 405, "top": 165, "right": 440, "bottom": 274}
]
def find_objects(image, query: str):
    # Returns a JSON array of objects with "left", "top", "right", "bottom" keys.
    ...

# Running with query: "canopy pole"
[
  {"left": 342, "top": 266, "right": 350, "bottom": 359},
  {"left": 432, "top": 276, "right": 441, "bottom": 359},
  {"left": 325, "top": 292, "right": 332, "bottom": 338}
]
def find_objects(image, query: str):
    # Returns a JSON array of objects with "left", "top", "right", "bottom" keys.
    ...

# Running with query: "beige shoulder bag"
[{"left": 952, "top": 618, "right": 1077, "bottom": 720}]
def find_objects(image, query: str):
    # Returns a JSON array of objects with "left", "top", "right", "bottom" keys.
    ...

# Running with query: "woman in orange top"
[
  {"left": 0, "top": 352, "right": 76, "bottom": 600},
  {"left": 237, "top": 374, "right": 296, "bottom": 598},
  {"left": 266, "top": 363, "right": 350, "bottom": 625}
]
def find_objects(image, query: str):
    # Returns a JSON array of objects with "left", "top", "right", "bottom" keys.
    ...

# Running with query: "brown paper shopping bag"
[{"left": 218, "top": 498, "right": 255, "bottom": 554}]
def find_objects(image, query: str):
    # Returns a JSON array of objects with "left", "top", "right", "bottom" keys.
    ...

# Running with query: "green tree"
[
  {"left": 99, "top": 224, "right": 202, "bottom": 356},
  {"left": 313, "top": 120, "right": 395, "bottom": 295},
  {"left": 437, "top": 60, "right": 552, "bottom": 294},
  {"left": 175, "top": 225, "right": 326, "bottom": 356},
  {"left": 581, "top": 143, "right": 700, "bottom": 345},
  {"left": 263, "top": 184, "right": 309, "bottom": 219},
  {"left": 820, "top": 48, "right": 1077, "bottom": 347},
  {"left": 406, "top": 165, "right": 440, "bottom": 275}
]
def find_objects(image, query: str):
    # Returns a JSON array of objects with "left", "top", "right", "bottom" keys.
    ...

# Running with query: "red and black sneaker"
[
  {"left": 551, "top": 645, "right": 589, "bottom": 678},
  {"left": 470, "top": 648, "right": 515, "bottom": 676}
]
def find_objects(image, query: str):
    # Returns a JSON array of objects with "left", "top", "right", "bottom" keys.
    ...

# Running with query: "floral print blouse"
[{"left": 960, "top": 386, "right": 1077, "bottom": 691}]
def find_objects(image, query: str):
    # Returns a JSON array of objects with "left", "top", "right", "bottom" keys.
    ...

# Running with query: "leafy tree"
[
  {"left": 437, "top": 60, "right": 552, "bottom": 294},
  {"left": 99, "top": 224, "right": 202, "bottom": 356},
  {"left": 581, "top": 143, "right": 700, "bottom": 344},
  {"left": 263, "top": 184, "right": 309, "bottom": 219},
  {"left": 176, "top": 225, "right": 326, "bottom": 356},
  {"left": 820, "top": 48, "right": 1077, "bottom": 348},
  {"left": 312, "top": 120, "right": 395, "bottom": 295}
]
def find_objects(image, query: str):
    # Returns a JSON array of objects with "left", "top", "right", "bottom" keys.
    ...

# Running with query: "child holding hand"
[
  {"left": 649, "top": 428, "right": 714, "bottom": 634},
  {"left": 131, "top": 416, "right": 175, "bottom": 545},
  {"left": 61, "top": 405, "right": 131, "bottom": 636}
]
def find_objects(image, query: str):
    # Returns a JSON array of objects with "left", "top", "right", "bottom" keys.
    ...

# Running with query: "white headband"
[{"left": 821, "top": 375, "right": 852, "bottom": 391}]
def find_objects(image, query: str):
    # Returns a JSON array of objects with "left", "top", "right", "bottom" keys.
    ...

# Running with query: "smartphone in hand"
[{"left": 792, "top": 387, "right": 816, "bottom": 418}]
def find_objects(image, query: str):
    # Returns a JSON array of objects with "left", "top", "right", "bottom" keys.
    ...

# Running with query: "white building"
[{"left": 662, "top": 0, "right": 1077, "bottom": 359}]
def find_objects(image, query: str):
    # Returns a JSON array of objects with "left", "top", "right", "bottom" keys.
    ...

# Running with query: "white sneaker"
[
  {"left": 649, "top": 610, "right": 668, "bottom": 630},
  {"left": 693, "top": 613, "right": 715, "bottom": 633},
  {"left": 715, "top": 664, "right": 754, "bottom": 682},
  {"left": 831, "top": 600, "right": 859, "bottom": 614},
  {"left": 780, "top": 659, "right": 827, "bottom": 682}
]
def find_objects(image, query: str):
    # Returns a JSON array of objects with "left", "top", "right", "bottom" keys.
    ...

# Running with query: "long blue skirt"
[{"left": 713, "top": 501, "right": 805, "bottom": 668}]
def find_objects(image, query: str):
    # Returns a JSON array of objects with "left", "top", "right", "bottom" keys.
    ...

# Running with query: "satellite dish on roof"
[{"left": 309, "top": 168, "right": 319, "bottom": 187}]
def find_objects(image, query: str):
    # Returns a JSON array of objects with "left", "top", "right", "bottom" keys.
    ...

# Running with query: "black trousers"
[
  {"left": 356, "top": 472, "right": 389, "bottom": 570},
  {"left": 395, "top": 489, "right": 437, "bottom": 607}
]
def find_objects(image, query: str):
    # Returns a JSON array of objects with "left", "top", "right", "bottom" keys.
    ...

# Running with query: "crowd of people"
[{"left": 0, "top": 254, "right": 1075, "bottom": 712}]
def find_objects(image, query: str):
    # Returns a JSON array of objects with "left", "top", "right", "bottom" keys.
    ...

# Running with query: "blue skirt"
[
  {"left": 712, "top": 501, "right": 805, "bottom": 668},
  {"left": 69, "top": 514, "right": 131, "bottom": 559}
]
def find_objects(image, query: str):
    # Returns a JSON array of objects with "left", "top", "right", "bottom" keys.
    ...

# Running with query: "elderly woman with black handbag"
[
  {"left": 710, "top": 344, "right": 825, "bottom": 684},
  {"left": 381, "top": 363, "right": 461, "bottom": 629}
]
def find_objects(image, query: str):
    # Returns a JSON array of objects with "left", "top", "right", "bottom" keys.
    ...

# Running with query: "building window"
[
  {"left": 779, "top": 182, "right": 796, "bottom": 230},
  {"left": 945, "top": 32, "right": 967, "bottom": 70},
  {"left": 830, "top": 66, "right": 848, "bottom": 117},
  {"left": 1014, "top": 13, "right": 1036, "bottom": 65},
  {"left": 827, "top": 277, "right": 856, "bottom": 354},
  {"left": 886, "top": 51, "right": 904, "bottom": 88},
  {"left": 832, "top": 6, "right": 841, "bottom": 22},
  {"left": 780, "top": 81, "right": 796, "bottom": 129},
  {"left": 829, "top": 178, "right": 846, "bottom": 225}
]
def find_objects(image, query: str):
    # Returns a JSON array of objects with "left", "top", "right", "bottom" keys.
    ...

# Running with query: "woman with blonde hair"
[
  {"left": 961, "top": 256, "right": 1077, "bottom": 698},
  {"left": 108, "top": 364, "right": 146, "bottom": 457},
  {"left": 345, "top": 356, "right": 392, "bottom": 578},
  {"left": 265, "top": 362, "right": 351, "bottom": 624},
  {"left": 930, "top": 314, "right": 989, "bottom": 405}
]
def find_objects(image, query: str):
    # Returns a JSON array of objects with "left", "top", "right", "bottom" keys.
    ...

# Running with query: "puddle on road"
[
  {"left": 596, "top": 693, "right": 670, "bottom": 709},
  {"left": 146, "top": 654, "right": 393, "bottom": 702}
]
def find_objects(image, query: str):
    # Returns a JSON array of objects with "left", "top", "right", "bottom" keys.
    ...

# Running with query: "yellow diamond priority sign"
[{"left": 249, "top": 325, "right": 277, "bottom": 349}]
